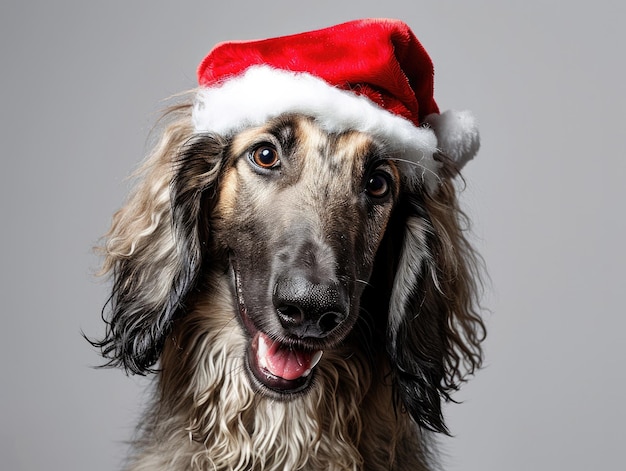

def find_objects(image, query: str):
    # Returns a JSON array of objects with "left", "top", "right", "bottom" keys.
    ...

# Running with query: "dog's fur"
[{"left": 94, "top": 102, "right": 484, "bottom": 470}]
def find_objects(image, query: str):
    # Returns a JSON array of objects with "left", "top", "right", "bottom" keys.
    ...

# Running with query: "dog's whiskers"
[
  {"left": 355, "top": 278, "right": 373, "bottom": 289},
  {"left": 390, "top": 156, "right": 444, "bottom": 187}
]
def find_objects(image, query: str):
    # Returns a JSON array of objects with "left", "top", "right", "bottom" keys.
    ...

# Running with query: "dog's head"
[{"left": 94, "top": 107, "right": 484, "bottom": 434}]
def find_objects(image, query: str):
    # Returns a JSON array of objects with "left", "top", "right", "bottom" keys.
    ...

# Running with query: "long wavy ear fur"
[
  {"left": 91, "top": 103, "right": 227, "bottom": 375},
  {"left": 388, "top": 157, "right": 485, "bottom": 434}
]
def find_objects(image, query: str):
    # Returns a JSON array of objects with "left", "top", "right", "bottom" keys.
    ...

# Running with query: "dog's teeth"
[
  {"left": 311, "top": 350, "right": 323, "bottom": 368},
  {"left": 257, "top": 334, "right": 268, "bottom": 368},
  {"left": 302, "top": 351, "right": 322, "bottom": 377}
]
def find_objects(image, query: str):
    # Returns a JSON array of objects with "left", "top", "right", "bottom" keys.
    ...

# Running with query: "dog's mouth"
[
  {"left": 249, "top": 331, "right": 323, "bottom": 392},
  {"left": 231, "top": 259, "right": 324, "bottom": 395}
]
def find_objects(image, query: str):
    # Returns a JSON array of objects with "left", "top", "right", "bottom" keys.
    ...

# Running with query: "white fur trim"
[
  {"left": 424, "top": 110, "right": 480, "bottom": 169},
  {"left": 193, "top": 65, "right": 442, "bottom": 192}
]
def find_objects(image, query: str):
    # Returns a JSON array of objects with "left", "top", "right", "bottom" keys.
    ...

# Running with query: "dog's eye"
[
  {"left": 365, "top": 172, "right": 391, "bottom": 199},
  {"left": 250, "top": 145, "right": 280, "bottom": 169}
]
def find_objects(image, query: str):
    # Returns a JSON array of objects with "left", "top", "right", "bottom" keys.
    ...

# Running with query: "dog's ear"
[
  {"left": 92, "top": 105, "right": 227, "bottom": 375},
  {"left": 388, "top": 159, "right": 485, "bottom": 434}
]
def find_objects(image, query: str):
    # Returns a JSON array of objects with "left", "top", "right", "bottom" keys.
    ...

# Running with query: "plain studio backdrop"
[{"left": 1, "top": 1, "right": 624, "bottom": 470}]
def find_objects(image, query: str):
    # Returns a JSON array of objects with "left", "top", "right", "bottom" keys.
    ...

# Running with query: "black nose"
[{"left": 273, "top": 275, "right": 348, "bottom": 338}]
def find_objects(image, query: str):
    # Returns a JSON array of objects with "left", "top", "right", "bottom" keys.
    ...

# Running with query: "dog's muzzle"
[{"left": 232, "top": 255, "right": 351, "bottom": 396}]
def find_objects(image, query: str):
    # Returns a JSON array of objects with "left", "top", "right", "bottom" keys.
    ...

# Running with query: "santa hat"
[{"left": 192, "top": 19, "right": 479, "bottom": 192}]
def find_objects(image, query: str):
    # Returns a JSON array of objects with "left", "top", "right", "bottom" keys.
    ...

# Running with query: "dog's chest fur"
[{"left": 129, "top": 276, "right": 431, "bottom": 471}]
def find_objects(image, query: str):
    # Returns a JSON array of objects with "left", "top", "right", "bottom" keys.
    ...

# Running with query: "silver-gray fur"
[{"left": 92, "top": 105, "right": 485, "bottom": 470}]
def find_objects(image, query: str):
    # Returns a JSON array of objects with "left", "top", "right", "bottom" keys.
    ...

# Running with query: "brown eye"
[
  {"left": 251, "top": 145, "right": 280, "bottom": 169},
  {"left": 365, "top": 172, "right": 391, "bottom": 198}
]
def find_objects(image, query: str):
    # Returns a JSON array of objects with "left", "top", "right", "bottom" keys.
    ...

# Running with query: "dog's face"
[{"left": 211, "top": 116, "right": 399, "bottom": 396}]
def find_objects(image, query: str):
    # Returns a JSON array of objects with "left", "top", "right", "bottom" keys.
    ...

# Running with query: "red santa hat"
[{"left": 192, "top": 19, "right": 479, "bottom": 192}]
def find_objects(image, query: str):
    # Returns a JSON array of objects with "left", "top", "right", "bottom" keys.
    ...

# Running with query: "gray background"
[{"left": 2, "top": 1, "right": 624, "bottom": 470}]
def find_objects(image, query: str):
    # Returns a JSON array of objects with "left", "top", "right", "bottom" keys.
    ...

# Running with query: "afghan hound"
[{"left": 92, "top": 19, "right": 485, "bottom": 471}]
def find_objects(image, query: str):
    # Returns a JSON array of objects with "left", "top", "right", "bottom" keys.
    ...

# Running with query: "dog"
[{"left": 92, "top": 19, "right": 485, "bottom": 471}]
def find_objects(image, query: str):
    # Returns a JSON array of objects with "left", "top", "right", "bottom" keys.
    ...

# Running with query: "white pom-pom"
[{"left": 424, "top": 110, "right": 480, "bottom": 169}]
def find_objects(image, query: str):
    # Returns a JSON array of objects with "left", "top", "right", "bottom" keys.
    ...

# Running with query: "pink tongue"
[{"left": 257, "top": 333, "right": 317, "bottom": 381}]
